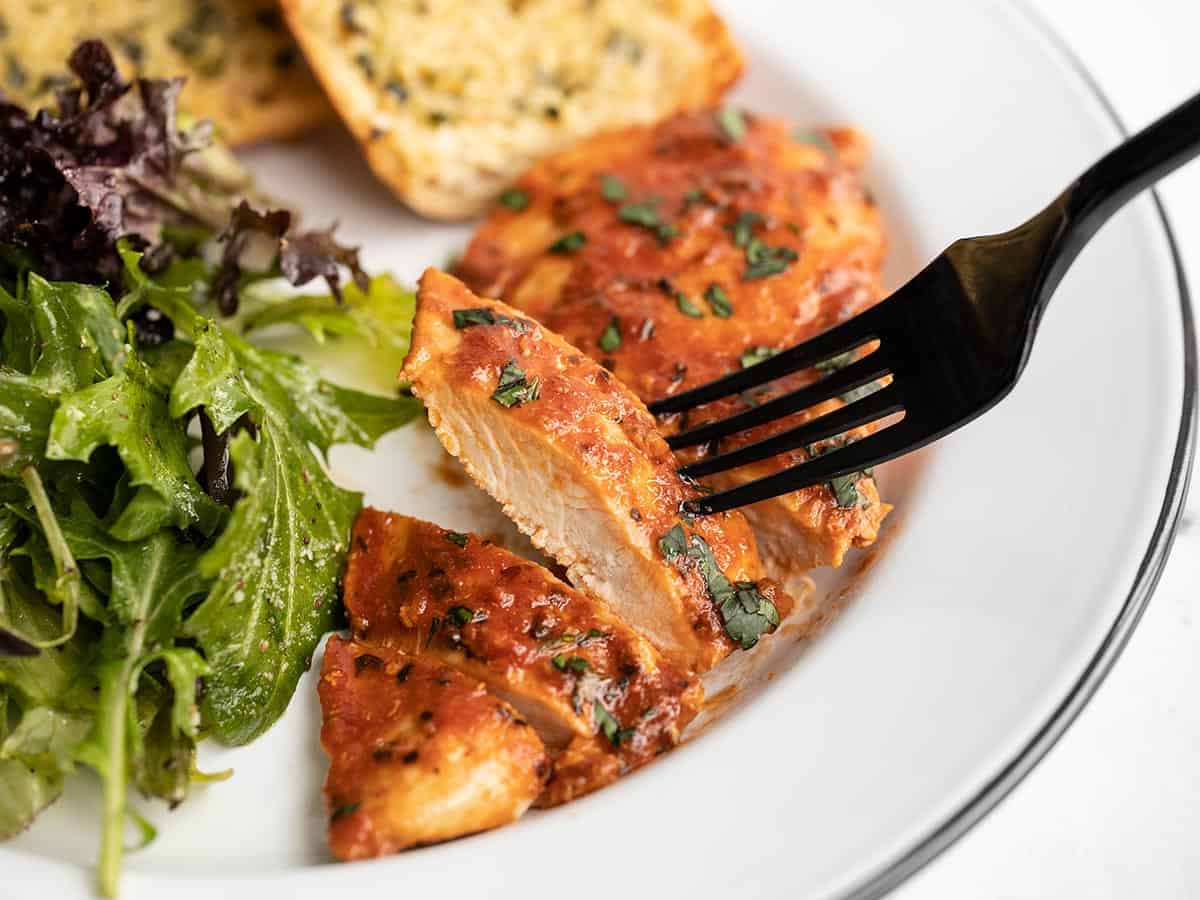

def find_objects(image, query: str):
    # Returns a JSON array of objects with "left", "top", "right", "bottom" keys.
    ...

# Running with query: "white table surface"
[{"left": 896, "top": 2, "right": 1200, "bottom": 898}]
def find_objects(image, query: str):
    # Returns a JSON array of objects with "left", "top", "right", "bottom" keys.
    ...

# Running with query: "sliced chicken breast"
[
  {"left": 404, "top": 269, "right": 790, "bottom": 672},
  {"left": 455, "top": 109, "right": 891, "bottom": 581},
  {"left": 319, "top": 636, "right": 547, "bottom": 860},
  {"left": 344, "top": 508, "right": 702, "bottom": 804}
]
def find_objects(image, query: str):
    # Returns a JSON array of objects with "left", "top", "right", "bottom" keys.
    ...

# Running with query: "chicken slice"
[
  {"left": 344, "top": 508, "right": 702, "bottom": 804},
  {"left": 455, "top": 109, "right": 891, "bottom": 582},
  {"left": 319, "top": 635, "right": 547, "bottom": 860},
  {"left": 404, "top": 269, "right": 791, "bottom": 672}
]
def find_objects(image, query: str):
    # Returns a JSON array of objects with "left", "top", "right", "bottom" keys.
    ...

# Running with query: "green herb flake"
[
  {"left": 743, "top": 240, "right": 799, "bottom": 280},
  {"left": 828, "top": 474, "right": 863, "bottom": 508},
  {"left": 499, "top": 188, "right": 530, "bottom": 211},
  {"left": 814, "top": 351, "right": 854, "bottom": 374},
  {"left": 331, "top": 802, "right": 361, "bottom": 821},
  {"left": 616, "top": 200, "right": 678, "bottom": 243},
  {"left": 704, "top": 283, "right": 733, "bottom": 318},
  {"left": 449, "top": 606, "right": 475, "bottom": 626},
  {"left": 551, "top": 654, "right": 590, "bottom": 674},
  {"left": 716, "top": 107, "right": 746, "bottom": 143},
  {"left": 675, "top": 292, "right": 704, "bottom": 319},
  {"left": 727, "top": 211, "right": 764, "bottom": 248},
  {"left": 444, "top": 531, "right": 469, "bottom": 548},
  {"left": 548, "top": 231, "right": 587, "bottom": 254},
  {"left": 453, "top": 308, "right": 495, "bottom": 329},
  {"left": 661, "top": 526, "right": 780, "bottom": 649},
  {"left": 740, "top": 346, "right": 778, "bottom": 368},
  {"left": 808, "top": 440, "right": 875, "bottom": 508},
  {"left": 599, "top": 317, "right": 622, "bottom": 353},
  {"left": 682, "top": 187, "right": 706, "bottom": 210},
  {"left": 794, "top": 130, "right": 837, "bottom": 156},
  {"left": 658, "top": 524, "right": 688, "bottom": 561},
  {"left": 593, "top": 701, "right": 623, "bottom": 745},
  {"left": 839, "top": 382, "right": 880, "bottom": 405},
  {"left": 600, "top": 174, "right": 626, "bottom": 202},
  {"left": 619, "top": 202, "right": 658, "bottom": 227},
  {"left": 452, "top": 307, "right": 529, "bottom": 335},
  {"left": 492, "top": 359, "right": 541, "bottom": 408}
]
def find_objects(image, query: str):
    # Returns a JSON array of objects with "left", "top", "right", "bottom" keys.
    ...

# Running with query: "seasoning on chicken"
[
  {"left": 343, "top": 509, "right": 703, "bottom": 804},
  {"left": 455, "top": 108, "right": 891, "bottom": 583},
  {"left": 403, "top": 269, "right": 791, "bottom": 672},
  {"left": 319, "top": 636, "right": 547, "bottom": 860}
]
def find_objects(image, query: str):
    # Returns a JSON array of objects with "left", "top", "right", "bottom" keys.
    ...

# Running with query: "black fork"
[{"left": 650, "top": 90, "right": 1200, "bottom": 516}]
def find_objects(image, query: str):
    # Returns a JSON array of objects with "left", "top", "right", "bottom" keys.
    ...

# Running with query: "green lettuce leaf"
[
  {"left": 45, "top": 359, "right": 223, "bottom": 540},
  {"left": 240, "top": 275, "right": 415, "bottom": 395},
  {"left": 0, "top": 275, "right": 125, "bottom": 474},
  {"left": 63, "top": 507, "right": 210, "bottom": 897},
  {"left": 167, "top": 316, "right": 415, "bottom": 743}
]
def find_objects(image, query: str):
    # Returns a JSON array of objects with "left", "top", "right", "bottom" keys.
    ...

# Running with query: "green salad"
[{"left": 0, "top": 41, "right": 420, "bottom": 895}]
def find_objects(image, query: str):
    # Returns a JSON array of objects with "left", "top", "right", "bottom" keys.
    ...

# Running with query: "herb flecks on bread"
[
  {"left": 0, "top": 0, "right": 330, "bottom": 146},
  {"left": 279, "top": 0, "right": 742, "bottom": 219}
]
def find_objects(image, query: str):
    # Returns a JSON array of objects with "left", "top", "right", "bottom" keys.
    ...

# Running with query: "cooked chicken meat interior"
[
  {"left": 319, "top": 636, "right": 547, "bottom": 860},
  {"left": 455, "top": 108, "right": 891, "bottom": 585},
  {"left": 404, "top": 268, "right": 791, "bottom": 672}
]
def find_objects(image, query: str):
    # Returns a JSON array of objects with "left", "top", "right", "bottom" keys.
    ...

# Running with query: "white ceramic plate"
[{"left": 5, "top": 2, "right": 1195, "bottom": 898}]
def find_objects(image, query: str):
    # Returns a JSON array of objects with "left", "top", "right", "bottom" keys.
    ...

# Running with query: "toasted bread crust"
[
  {"left": 279, "top": 0, "right": 742, "bottom": 219},
  {"left": 2, "top": 0, "right": 330, "bottom": 146}
]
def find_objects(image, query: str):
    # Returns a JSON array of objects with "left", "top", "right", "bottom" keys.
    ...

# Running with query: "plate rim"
[
  {"left": 839, "top": 3, "right": 1198, "bottom": 898},
  {"left": 1, "top": 4, "right": 1194, "bottom": 897}
]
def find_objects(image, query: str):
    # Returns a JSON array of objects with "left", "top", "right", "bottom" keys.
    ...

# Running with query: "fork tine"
[
  {"left": 647, "top": 305, "right": 886, "bottom": 416},
  {"left": 679, "top": 385, "right": 903, "bottom": 479},
  {"left": 667, "top": 354, "right": 890, "bottom": 449},
  {"left": 682, "top": 419, "right": 921, "bottom": 516}
]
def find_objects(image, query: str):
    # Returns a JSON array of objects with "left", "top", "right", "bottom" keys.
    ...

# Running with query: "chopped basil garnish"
[
  {"left": 492, "top": 359, "right": 541, "bottom": 407},
  {"left": 453, "top": 308, "right": 495, "bottom": 329},
  {"left": 828, "top": 474, "right": 866, "bottom": 508},
  {"left": 499, "top": 187, "right": 530, "bottom": 211},
  {"left": 808, "top": 441, "right": 875, "bottom": 508},
  {"left": 743, "top": 238, "right": 799, "bottom": 280},
  {"left": 618, "top": 201, "right": 677, "bottom": 243},
  {"left": 704, "top": 283, "right": 732, "bottom": 318},
  {"left": 794, "top": 129, "right": 836, "bottom": 156},
  {"left": 839, "top": 382, "right": 881, "bottom": 405},
  {"left": 552, "top": 654, "right": 590, "bottom": 674},
  {"left": 548, "top": 231, "right": 586, "bottom": 254},
  {"left": 813, "top": 351, "right": 880, "bottom": 403},
  {"left": 619, "top": 201, "right": 659, "bottom": 227},
  {"left": 716, "top": 107, "right": 746, "bottom": 142},
  {"left": 453, "top": 307, "right": 529, "bottom": 334},
  {"left": 682, "top": 187, "right": 706, "bottom": 210},
  {"left": 331, "top": 802, "right": 360, "bottom": 821},
  {"left": 599, "top": 317, "right": 622, "bottom": 352},
  {"left": 728, "top": 211, "right": 763, "bottom": 248},
  {"left": 740, "top": 346, "right": 778, "bottom": 368},
  {"left": 814, "top": 350, "right": 854, "bottom": 374},
  {"left": 659, "top": 525, "right": 779, "bottom": 649},
  {"left": 720, "top": 581, "right": 781, "bottom": 650},
  {"left": 675, "top": 292, "right": 703, "bottom": 318},
  {"left": 593, "top": 701, "right": 627, "bottom": 745},
  {"left": 445, "top": 531, "right": 469, "bottom": 547},
  {"left": 449, "top": 605, "right": 475, "bottom": 626},
  {"left": 600, "top": 174, "right": 626, "bottom": 202},
  {"left": 658, "top": 524, "right": 688, "bottom": 560}
]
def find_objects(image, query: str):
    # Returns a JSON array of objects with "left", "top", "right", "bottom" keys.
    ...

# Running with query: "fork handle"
[{"left": 1046, "top": 90, "right": 1200, "bottom": 294}]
